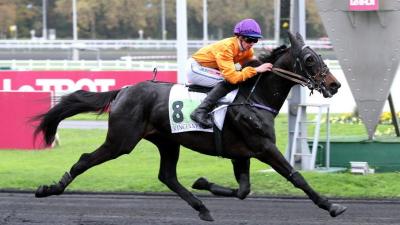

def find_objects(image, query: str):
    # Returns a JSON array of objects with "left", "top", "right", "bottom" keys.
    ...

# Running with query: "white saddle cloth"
[{"left": 168, "top": 84, "right": 238, "bottom": 133}]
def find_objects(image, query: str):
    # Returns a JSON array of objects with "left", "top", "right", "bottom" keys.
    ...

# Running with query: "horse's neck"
[{"left": 252, "top": 51, "right": 296, "bottom": 113}]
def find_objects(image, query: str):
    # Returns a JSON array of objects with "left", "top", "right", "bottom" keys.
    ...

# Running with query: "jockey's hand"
[{"left": 255, "top": 63, "right": 273, "bottom": 73}]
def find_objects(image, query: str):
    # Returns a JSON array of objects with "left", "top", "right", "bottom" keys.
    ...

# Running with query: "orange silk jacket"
[{"left": 192, "top": 37, "right": 257, "bottom": 84}]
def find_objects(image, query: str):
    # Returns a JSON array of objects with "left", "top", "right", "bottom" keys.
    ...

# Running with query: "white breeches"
[{"left": 185, "top": 58, "right": 224, "bottom": 87}]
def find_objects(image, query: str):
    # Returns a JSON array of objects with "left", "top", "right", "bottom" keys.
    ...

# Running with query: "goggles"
[{"left": 242, "top": 36, "right": 259, "bottom": 44}]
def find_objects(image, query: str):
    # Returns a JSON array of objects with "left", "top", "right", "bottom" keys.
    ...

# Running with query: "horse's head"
[{"left": 287, "top": 32, "right": 341, "bottom": 98}]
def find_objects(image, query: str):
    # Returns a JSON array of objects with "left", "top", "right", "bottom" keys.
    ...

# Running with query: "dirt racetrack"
[{"left": 1, "top": 192, "right": 400, "bottom": 225}]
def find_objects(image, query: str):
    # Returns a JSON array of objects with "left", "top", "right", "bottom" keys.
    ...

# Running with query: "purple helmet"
[{"left": 233, "top": 18, "right": 262, "bottom": 38}]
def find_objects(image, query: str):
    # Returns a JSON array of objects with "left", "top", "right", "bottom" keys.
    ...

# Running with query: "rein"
[
  {"left": 271, "top": 67, "right": 308, "bottom": 87},
  {"left": 244, "top": 65, "right": 309, "bottom": 102},
  {"left": 270, "top": 46, "right": 329, "bottom": 93},
  {"left": 241, "top": 59, "right": 311, "bottom": 115}
]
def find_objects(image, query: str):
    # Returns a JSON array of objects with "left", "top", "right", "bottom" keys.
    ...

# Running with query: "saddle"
[{"left": 187, "top": 84, "right": 212, "bottom": 93}]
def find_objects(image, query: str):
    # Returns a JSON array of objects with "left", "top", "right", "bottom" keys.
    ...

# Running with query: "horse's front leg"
[
  {"left": 192, "top": 158, "right": 251, "bottom": 200},
  {"left": 152, "top": 138, "right": 213, "bottom": 222},
  {"left": 255, "top": 141, "right": 347, "bottom": 217}
]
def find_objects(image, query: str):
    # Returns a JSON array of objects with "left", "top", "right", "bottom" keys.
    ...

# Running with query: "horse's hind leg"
[
  {"left": 148, "top": 135, "right": 213, "bottom": 222},
  {"left": 192, "top": 158, "right": 251, "bottom": 199},
  {"left": 35, "top": 143, "right": 119, "bottom": 197},
  {"left": 36, "top": 117, "right": 144, "bottom": 198},
  {"left": 256, "top": 142, "right": 347, "bottom": 217}
]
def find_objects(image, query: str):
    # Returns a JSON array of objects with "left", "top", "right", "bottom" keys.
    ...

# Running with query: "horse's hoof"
[
  {"left": 35, "top": 185, "right": 63, "bottom": 198},
  {"left": 198, "top": 210, "right": 214, "bottom": 222},
  {"left": 35, "top": 185, "right": 49, "bottom": 198},
  {"left": 192, "top": 177, "right": 210, "bottom": 190},
  {"left": 329, "top": 204, "right": 347, "bottom": 217}
]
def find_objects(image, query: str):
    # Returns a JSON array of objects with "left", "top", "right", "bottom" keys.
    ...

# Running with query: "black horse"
[{"left": 33, "top": 32, "right": 346, "bottom": 221}]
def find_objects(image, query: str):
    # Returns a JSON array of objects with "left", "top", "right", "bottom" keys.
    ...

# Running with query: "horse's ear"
[
  {"left": 295, "top": 32, "right": 305, "bottom": 46},
  {"left": 287, "top": 31, "right": 301, "bottom": 53}
]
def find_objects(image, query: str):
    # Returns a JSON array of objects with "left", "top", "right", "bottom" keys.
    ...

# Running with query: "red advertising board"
[
  {"left": 0, "top": 91, "right": 51, "bottom": 149},
  {"left": 0, "top": 70, "right": 177, "bottom": 94},
  {"left": 349, "top": 0, "right": 379, "bottom": 11},
  {"left": 0, "top": 70, "right": 177, "bottom": 149}
]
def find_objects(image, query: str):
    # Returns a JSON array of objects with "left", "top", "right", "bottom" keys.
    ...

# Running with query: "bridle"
[
  {"left": 241, "top": 44, "right": 331, "bottom": 115},
  {"left": 271, "top": 45, "right": 330, "bottom": 95}
]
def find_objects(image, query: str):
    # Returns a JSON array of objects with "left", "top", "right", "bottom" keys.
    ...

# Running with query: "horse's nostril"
[{"left": 330, "top": 82, "right": 341, "bottom": 91}]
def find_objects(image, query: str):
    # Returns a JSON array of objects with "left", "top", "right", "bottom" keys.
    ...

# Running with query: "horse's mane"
[
  {"left": 258, "top": 45, "right": 288, "bottom": 64},
  {"left": 243, "top": 45, "right": 289, "bottom": 68}
]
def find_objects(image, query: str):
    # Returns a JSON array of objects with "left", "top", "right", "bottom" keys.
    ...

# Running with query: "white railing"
[
  {"left": 0, "top": 59, "right": 177, "bottom": 71},
  {"left": 0, "top": 59, "right": 340, "bottom": 71},
  {"left": 0, "top": 39, "right": 332, "bottom": 50}
]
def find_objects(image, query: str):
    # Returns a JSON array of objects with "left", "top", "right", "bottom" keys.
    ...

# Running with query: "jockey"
[{"left": 186, "top": 18, "right": 273, "bottom": 128}]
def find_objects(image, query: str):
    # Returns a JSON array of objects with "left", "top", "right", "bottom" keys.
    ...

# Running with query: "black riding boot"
[{"left": 190, "top": 81, "right": 236, "bottom": 128}]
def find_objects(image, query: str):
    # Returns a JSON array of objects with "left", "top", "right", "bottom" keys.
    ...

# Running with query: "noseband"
[{"left": 294, "top": 45, "right": 329, "bottom": 93}]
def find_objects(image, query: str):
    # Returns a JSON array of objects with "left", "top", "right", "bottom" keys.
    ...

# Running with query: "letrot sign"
[
  {"left": 349, "top": 0, "right": 379, "bottom": 11},
  {"left": 316, "top": 0, "right": 400, "bottom": 139}
]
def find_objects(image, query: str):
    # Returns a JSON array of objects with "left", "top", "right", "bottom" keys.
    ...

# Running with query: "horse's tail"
[{"left": 34, "top": 89, "right": 120, "bottom": 146}]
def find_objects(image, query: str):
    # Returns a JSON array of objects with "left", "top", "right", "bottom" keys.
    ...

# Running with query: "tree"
[
  {"left": 306, "top": 0, "right": 327, "bottom": 38},
  {"left": 190, "top": 0, "right": 275, "bottom": 40},
  {"left": 0, "top": 0, "right": 326, "bottom": 40},
  {"left": 0, "top": 0, "right": 17, "bottom": 38}
]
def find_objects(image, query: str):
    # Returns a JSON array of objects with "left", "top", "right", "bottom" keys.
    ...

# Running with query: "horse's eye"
[{"left": 303, "top": 54, "right": 315, "bottom": 67}]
